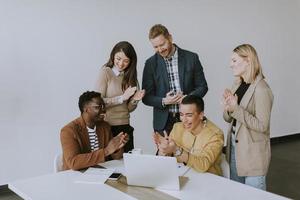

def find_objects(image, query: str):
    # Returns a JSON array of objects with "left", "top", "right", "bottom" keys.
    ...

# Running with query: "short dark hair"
[
  {"left": 78, "top": 91, "right": 102, "bottom": 113},
  {"left": 149, "top": 24, "right": 170, "bottom": 40},
  {"left": 181, "top": 95, "right": 204, "bottom": 113}
]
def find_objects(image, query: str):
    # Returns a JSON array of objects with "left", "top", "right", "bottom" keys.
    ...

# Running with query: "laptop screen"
[{"left": 123, "top": 153, "right": 180, "bottom": 190}]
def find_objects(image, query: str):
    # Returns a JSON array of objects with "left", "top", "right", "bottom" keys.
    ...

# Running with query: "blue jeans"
[{"left": 230, "top": 136, "right": 266, "bottom": 190}]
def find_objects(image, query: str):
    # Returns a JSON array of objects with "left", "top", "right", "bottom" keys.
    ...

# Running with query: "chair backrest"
[
  {"left": 221, "top": 153, "right": 230, "bottom": 178},
  {"left": 54, "top": 153, "right": 63, "bottom": 173}
]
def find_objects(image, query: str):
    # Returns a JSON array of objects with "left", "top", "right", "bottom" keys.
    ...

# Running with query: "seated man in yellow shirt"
[{"left": 153, "top": 95, "right": 224, "bottom": 175}]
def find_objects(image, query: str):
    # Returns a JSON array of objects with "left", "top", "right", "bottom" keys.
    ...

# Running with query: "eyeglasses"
[{"left": 89, "top": 103, "right": 105, "bottom": 111}]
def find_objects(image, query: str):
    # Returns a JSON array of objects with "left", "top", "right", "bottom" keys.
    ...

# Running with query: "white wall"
[{"left": 1, "top": 0, "right": 299, "bottom": 184}]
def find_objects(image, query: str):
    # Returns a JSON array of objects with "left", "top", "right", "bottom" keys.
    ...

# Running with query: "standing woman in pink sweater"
[{"left": 96, "top": 41, "right": 145, "bottom": 153}]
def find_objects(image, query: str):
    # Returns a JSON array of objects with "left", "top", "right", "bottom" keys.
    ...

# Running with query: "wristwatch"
[
  {"left": 174, "top": 147, "right": 183, "bottom": 156},
  {"left": 131, "top": 100, "right": 139, "bottom": 105}
]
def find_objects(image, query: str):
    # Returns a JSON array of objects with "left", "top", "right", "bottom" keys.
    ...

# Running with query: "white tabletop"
[
  {"left": 102, "top": 160, "right": 289, "bottom": 200},
  {"left": 9, "top": 170, "right": 136, "bottom": 200},
  {"left": 159, "top": 169, "right": 288, "bottom": 200},
  {"left": 9, "top": 160, "right": 289, "bottom": 200}
]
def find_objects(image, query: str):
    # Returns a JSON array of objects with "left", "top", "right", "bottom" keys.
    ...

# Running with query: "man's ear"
[
  {"left": 168, "top": 34, "right": 173, "bottom": 43},
  {"left": 199, "top": 111, "right": 204, "bottom": 120},
  {"left": 84, "top": 105, "right": 89, "bottom": 113}
]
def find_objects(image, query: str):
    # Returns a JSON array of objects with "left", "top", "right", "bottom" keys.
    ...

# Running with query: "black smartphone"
[{"left": 108, "top": 173, "right": 122, "bottom": 180}]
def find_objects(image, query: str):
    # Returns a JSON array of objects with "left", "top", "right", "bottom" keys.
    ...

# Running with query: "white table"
[
  {"left": 159, "top": 169, "right": 288, "bottom": 200},
  {"left": 102, "top": 160, "right": 289, "bottom": 200},
  {"left": 9, "top": 160, "right": 289, "bottom": 200},
  {"left": 8, "top": 170, "right": 136, "bottom": 200}
]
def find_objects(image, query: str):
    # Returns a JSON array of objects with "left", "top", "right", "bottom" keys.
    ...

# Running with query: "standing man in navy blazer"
[{"left": 142, "top": 24, "right": 208, "bottom": 135}]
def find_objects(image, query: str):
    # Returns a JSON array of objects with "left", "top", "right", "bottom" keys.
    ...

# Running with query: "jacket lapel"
[
  {"left": 76, "top": 116, "right": 91, "bottom": 152},
  {"left": 157, "top": 54, "right": 170, "bottom": 90},
  {"left": 235, "top": 74, "right": 264, "bottom": 137},
  {"left": 177, "top": 48, "right": 185, "bottom": 89},
  {"left": 96, "top": 123, "right": 106, "bottom": 149}
]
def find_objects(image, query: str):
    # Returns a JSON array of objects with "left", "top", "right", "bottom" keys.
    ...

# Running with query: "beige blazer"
[{"left": 224, "top": 74, "right": 274, "bottom": 176}]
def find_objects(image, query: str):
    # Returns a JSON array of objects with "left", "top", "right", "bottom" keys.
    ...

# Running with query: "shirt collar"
[
  {"left": 191, "top": 117, "right": 207, "bottom": 135},
  {"left": 164, "top": 45, "right": 178, "bottom": 61},
  {"left": 86, "top": 126, "right": 96, "bottom": 132},
  {"left": 112, "top": 66, "right": 122, "bottom": 76}
]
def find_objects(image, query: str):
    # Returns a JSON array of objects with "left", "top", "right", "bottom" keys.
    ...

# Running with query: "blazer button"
[{"left": 235, "top": 140, "right": 239, "bottom": 143}]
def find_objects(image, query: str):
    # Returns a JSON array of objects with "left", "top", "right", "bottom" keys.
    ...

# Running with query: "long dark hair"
[{"left": 104, "top": 41, "right": 138, "bottom": 91}]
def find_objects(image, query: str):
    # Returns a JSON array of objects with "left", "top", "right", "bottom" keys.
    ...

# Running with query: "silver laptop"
[{"left": 123, "top": 153, "right": 180, "bottom": 190}]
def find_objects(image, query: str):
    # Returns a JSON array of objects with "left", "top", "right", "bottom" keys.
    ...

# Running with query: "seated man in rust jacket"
[{"left": 60, "top": 91, "right": 128, "bottom": 170}]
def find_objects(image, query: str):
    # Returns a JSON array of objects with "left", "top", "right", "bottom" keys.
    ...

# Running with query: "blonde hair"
[
  {"left": 148, "top": 24, "right": 170, "bottom": 40},
  {"left": 233, "top": 44, "right": 264, "bottom": 83}
]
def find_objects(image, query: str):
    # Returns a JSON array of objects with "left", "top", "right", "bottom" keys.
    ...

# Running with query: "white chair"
[
  {"left": 221, "top": 153, "right": 230, "bottom": 178},
  {"left": 54, "top": 153, "right": 63, "bottom": 173}
]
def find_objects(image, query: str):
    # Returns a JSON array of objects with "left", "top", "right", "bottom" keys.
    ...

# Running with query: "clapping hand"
[
  {"left": 105, "top": 132, "right": 128, "bottom": 156},
  {"left": 153, "top": 131, "right": 176, "bottom": 156},
  {"left": 122, "top": 86, "right": 137, "bottom": 101},
  {"left": 132, "top": 89, "right": 145, "bottom": 101},
  {"left": 222, "top": 89, "right": 238, "bottom": 113},
  {"left": 163, "top": 91, "right": 184, "bottom": 105}
]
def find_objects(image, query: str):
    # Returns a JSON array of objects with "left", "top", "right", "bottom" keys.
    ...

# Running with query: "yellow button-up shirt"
[{"left": 170, "top": 119, "right": 224, "bottom": 175}]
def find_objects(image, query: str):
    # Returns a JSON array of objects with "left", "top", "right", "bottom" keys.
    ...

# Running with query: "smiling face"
[
  {"left": 179, "top": 104, "right": 204, "bottom": 132},
  {"left": 113, "top": 51, "right": 130, "bottom": 72},
  {"left": 230, "top": 52, "right": 248, "bottom": 78},
  {"left": 150, "top": 34, "right": 173, "bottom": 58},
  {"left": 86, "top": 97, "right": 106, "bottom": 122}
]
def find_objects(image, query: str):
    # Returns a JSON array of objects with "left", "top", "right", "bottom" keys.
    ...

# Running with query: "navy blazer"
[{"left": 142, "top": 46, "right": 208, "bottom": 130}]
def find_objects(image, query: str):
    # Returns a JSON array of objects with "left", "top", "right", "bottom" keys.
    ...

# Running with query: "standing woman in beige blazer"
[
  {"left": 96, "top": 41, "right": 145, "bottom": 153},
  {"left": 222, "top": 44, "right": 273, "bottom": 190}
]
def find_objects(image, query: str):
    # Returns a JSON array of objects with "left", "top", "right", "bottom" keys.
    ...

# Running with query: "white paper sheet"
[
  {"left": 98, "top": 160, "right": 125, "bottom": 174},
  {"left": 74, "top": 168, "right": 114, "bottom": 184}
]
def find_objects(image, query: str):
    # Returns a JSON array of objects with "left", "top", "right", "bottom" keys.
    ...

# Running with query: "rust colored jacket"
[{"left": 60, "top": 116, "right": 122, "bottom": 170}]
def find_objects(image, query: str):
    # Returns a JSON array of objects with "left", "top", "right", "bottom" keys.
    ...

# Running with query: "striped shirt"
[
  {"left": 87, "top": 126, "right": 99, "bottom": 151},
  {"left": 164, "top": 47, "right": 181, "bottom": 113}
]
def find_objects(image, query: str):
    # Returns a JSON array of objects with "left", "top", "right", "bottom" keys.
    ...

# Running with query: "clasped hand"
[
  {"left": 222, "top": 89, "right": 238, "bottom": 113},
  {"left": 105, "top": 132, "right": 128, "bottom": 156},
  {"left": 132, "top": 89, "right": 145, "bottom": 101},
  {"left": 122, "top": 87, "right": 145, "bottom": 102},
  {"left": 163, "top": 91, "right": 186, "bottom": 105},
  {"left": 153, "top": 131, "right": 176, "bottom": 156},
  {"left": 122, "top": 86, "right": 137, "bottom": 101}
]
